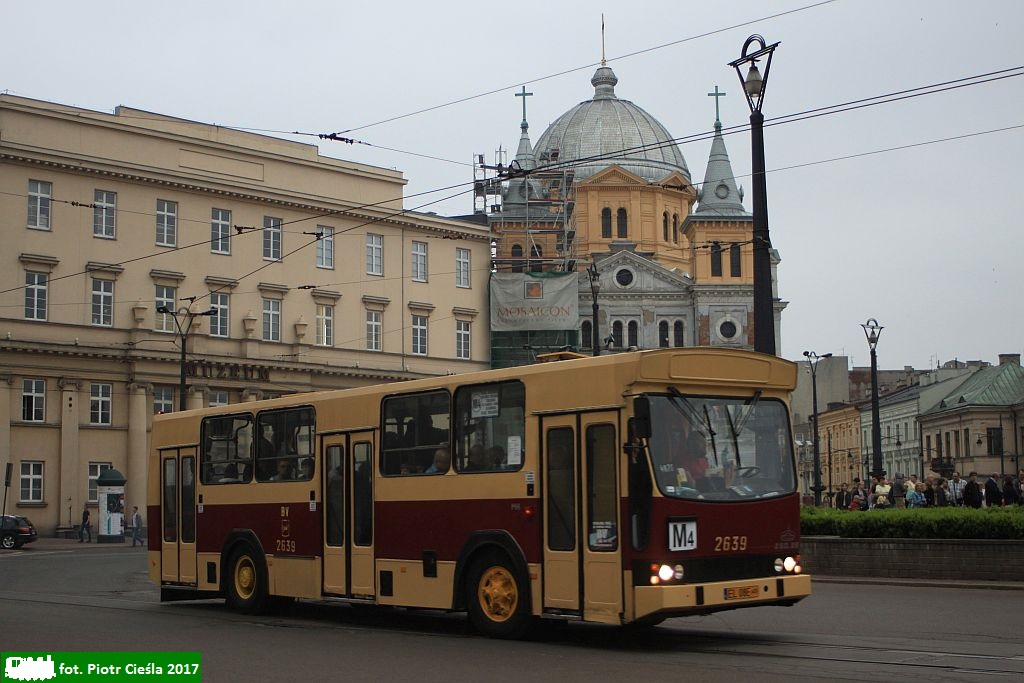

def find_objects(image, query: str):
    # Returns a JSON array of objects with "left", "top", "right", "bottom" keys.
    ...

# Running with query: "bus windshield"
[{"left": 645, "top": 392, "right": 796, "bottom": 501}]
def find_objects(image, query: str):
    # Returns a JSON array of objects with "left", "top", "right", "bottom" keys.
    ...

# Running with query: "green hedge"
[{"left": 800, "top": 505, "right": 1024, "bottom": 539}]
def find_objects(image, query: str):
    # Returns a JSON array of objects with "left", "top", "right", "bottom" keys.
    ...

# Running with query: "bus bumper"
[{"left": 633, "top": 574, "right": 811, "bottom": 621}]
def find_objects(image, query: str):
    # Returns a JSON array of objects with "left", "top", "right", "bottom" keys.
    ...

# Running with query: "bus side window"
[{"left": 381, "top": 391, "right": 450, "bottom": 476}]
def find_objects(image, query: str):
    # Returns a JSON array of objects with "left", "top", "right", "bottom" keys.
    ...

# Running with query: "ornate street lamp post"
[
  {"left": 587, "top": 262, "right": 601, "bottom": 357},
  {"left": 862, "top": 318, "right": 885, "bottom": 479},
  {"left": 803, "top": 350, "right": 832, "bottom": 506},
  {"left": 730, "top": 35, "right": 779, "bottom": 355},
  {"left": 156, "top": 301, "right": 216, "bottom": 411}
]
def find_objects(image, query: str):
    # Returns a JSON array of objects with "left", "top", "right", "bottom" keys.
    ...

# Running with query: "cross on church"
[
  {"left": 708, "top": 85, "right": 726, "bottom": 123},
  {"left": 515, "top": 86, "right": 533, "bottom": 123}
]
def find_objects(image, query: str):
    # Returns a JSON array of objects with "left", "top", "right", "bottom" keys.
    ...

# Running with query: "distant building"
[{"left": 0, "top": 95, "right": 492, "bottom": 532}]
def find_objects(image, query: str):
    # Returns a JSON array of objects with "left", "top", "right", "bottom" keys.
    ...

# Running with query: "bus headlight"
[
  {"left": 658, "top": 564, "right": 674, "bottom": 582},
  {"left": 783, "top": 556, "right": 797, "bottom": 572},
  {"left": 673, "top": 564, "right": 684, "bottom": 580}
]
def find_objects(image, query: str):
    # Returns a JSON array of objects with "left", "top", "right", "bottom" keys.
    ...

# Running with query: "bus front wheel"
[
  {"left": 465, "top": 551, "right": 531, "bottom": 639},
  {"left": 226, "top": 545, "right": 267, "bottom": 614}
]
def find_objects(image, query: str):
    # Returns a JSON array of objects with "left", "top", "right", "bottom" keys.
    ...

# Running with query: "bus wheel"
[
  {"left": 466, "top": 552, "right": 531, "bottom": 639},
  {"left": 226, "top": 545, "right": 267, "bottom": 614}
]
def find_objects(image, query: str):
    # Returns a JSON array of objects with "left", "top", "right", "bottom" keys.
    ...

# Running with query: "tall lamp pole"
[
  {"left": 587, "top": 262, "right": 601, "bottom": 357},
  {"left": 803, "top": 350, "right": 832, "bottom": 506},
  {"left": 730, "top": 35, "right": 779, "bottom": 356},
  {"left": 862, "top": 318, "right": 885, "bottom": 479},
  {"left": 157, "top": 300, "right": 216, "bottom": 411}
]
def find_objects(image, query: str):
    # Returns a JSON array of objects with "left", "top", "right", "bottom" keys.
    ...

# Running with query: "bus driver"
[{"left": 670, "top": 419, "right": 708, "bottom": 487}]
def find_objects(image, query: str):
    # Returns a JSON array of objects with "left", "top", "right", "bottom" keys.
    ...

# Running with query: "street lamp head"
[
  {"left": 743, "top": 62, "right": 764, "bottom": 100},
  {"left": 861, "top": 318, "right": 883, "bottom": 348},
  {"left": 156, "top": 306, "right": 170, "bottom": 315},
  {"left": 728, "top": 34, "right": 779, "bottom": 113},
  {"left": 203, "top": 307, "right": 217, "bottom": 316},
  {"left": 587, "top": 262, "right": 600, "bottom": 295}
]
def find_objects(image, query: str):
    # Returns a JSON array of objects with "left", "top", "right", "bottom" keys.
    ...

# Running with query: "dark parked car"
[{"left": 0, "top": 514, "right": 38, "bottom": 549}]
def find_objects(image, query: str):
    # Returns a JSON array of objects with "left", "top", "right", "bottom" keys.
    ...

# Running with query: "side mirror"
[{"left": 633, "top": 396, "right": 651, "bottom": 439}]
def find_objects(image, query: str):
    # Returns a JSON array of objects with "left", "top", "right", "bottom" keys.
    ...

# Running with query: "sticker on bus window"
[
  {"left": 471, "top": 391, "right": 500, "bottom": 418},
  {"left": 507, "top": 436, "right": 522, "bottom": 465}
]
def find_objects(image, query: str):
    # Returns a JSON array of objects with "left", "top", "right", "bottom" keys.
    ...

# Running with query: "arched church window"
[
  {"left": 612, "top": 320, "right": 623, "bottom": 348},
  {"left": 672, "top": 214, "right": 679, "bottom": 244},
  {"left": 511, "top": 244, "right": 524, "bottom": 273},
  {"left": 529, "top": 244, "right": 543, "bottom": 272},
  {"left": 617, "top": 208, "right": 628, "bottom": 239},
  {"left": 627, "top": 320, "right": 638, "bottom": 348},
  {"left": 662, "top": 212, "right": 669, "bottom": 242},
  {"left": 601, "top": 208, "right": 612, "bottom": 239},
  {"left": 673, "top": 321, "right": 684, "bottom": 347},
  {"left": 730, "top": 243, "right": 741, "bottom": 277},
  {"left": 659, "top": 320, "right": 670, "bottom": 348},
  {"left": 711, "top": 242, "right": 723, "bottom": 277},
  {"left": 581, "top": 320, "right": 592, "bottom": 349}
]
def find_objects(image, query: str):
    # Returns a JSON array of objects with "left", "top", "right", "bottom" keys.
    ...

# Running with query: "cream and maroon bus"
[{"left": 149, "top": 347, "right": 810, "bottom": 638}]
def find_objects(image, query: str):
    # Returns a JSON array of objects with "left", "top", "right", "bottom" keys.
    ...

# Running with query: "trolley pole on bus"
[
  {"left": 156, "top": 299, "right": 216, "bottom": 412},
  {"left": 804, "top": 350, "right": 831, "bottom": 506},
  {"left": 587, "top": 262, "right": 601, "bottom": 356},
  {"left": 730, "top": 35, "right": 779, "bottom": 356}
]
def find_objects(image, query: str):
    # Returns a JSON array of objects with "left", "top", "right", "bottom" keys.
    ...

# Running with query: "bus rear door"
[
  {"left": 322, "top": 432, "right": 375, "bottom": 598},
  {"left": 160, "top": 448, "right": 198, "bottom": 585},
  {"left": 542, "top": 412, "right": 623, "bottom": 624}
]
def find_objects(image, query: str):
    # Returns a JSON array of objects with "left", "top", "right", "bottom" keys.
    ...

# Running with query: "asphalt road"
[{"left": 1, "top": 539, "right": 1022, "bottom": 682}]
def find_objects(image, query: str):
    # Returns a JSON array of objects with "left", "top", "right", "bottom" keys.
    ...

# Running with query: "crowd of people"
[{"left": 833, "top": 469, "right": 1024, "bottom": 510}]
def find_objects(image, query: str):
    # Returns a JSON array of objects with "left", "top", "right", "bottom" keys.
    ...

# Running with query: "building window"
[
  {"left": 659, "top": 321, "right": 670, "bottom": 347},
  {"left": 456, "top": 320, "right": 471, "bottom": 360},
  {"left": 627, "top": 320, "right": 639, "bottom": 348},
  {"left": 22, "top": 379, "right": 45, "bottom": 422},
  {"left": 662, "top": 212, "right": 669, "bottom": 242},
  {"left": 412, "top": 314, "right": 428, "bottom": 355},
  {"left": 711, "top": 242, "right": 723, "bottom": 277},
  {"left": 673, "top": 321, "right": 684, "bottom": 347},
  {"left": 601, "top": 208, "right": 612, "bottom": 239},
  {"left": 28, "top": 180, "right": 52, "bottom": 230},
  {"left": 262, "top": 298, "right": 281, "bottom": 342},
  {"left": 366, "top": 310, "right": 382, "bottom": 351},
  {"left": 93, "top": 190, "right": 117, "bottom": 239},
  {"left": 456, "top": 248, "right": 471, "bottom": 288},
  {"left": 20, "top": 461, "right": 43, "bottom": 503},
  {"left": 510, "top": 244, "right": 524, "bottom": 273},
  {"left": 211, "top": 208, "right": 231, "bottom": 254},
  {"left": 316, "top": 226, "right": 334, "bottom": 269},
  {"left": 411, "top": 241, "right": 428, "bottom": 282},
  {"left": 155, "top": 286, "right": 176, "bottom": 333},
  {"left": 91, "top": 278, "right": 114, "bottom": 327},
  {"left": 529, "top": 244, "right": 542, "bottom": 273},
  {"left": 581, "top": 320, "right": 593, "bottom": 349},
  {"left": 88, "top": 463, "right": 112, "bottom": 503},
  {"left": 90, "top": 383, "right": 112, "bottom": 425},
  {"left": 730, "top": 243, "right": 742, "bottom": 277},
  {"left": 316, "top": 304, "right": 334, "bottom": 347},
  {"left": 210, "top": 292, "right": 229, "bottom": 337},
  {"left": 616, "top": 208, "right": 628, "bottom": 238},
  {"left": 153, "top": 386, "right": 175, "bottom": 415},
  {"left": 25, "top": 271, "right": 47, "bottom": 321},
  {"left": 209, "top": 390, "right": 230, "bottom": 407},
  {"left": 672, "top": 214, "right": 679, "bottom": 243},
  {"left": 156, "top": 200, "right": 177, "bottom": 247},
  {"left": 263, "top": 216, "right": 282, "bottom": 261},
  {"left": 366, "top": 233, "right": 383, "bottom": 275},
  {"left": 612, "top": 320, "right": 623, "bottom": 348}
]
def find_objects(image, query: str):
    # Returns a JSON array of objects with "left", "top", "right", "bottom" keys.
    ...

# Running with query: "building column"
[
  {"left": 187, "top": 385, "right": 207, "bottom": 411},
  {"left": 127, "top": 383, "right": 149, "bottom": 516},
  {"left": 58, "top": 378, "right": 82, "bottom": 529},
  {"left": 0, "top": 374, "right": 12, "bottom": 514}
]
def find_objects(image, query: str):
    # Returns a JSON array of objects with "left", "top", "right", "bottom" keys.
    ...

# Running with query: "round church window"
[
  {"left": 715, "top": 183, "right": 729, "bottom": 199},
  {"left": 719, "top": 320, "right": 737, "bottom": 339},
  {"left": 615, "top": 268, "right": 634, "bottom": 287}
]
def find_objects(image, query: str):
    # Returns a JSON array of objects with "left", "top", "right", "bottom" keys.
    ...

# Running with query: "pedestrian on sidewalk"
[
  {"left": 79, "top": 507, "right": 91, "bottom": 543},
  {"left": 131, "top": 506, "right": 144, "bottom": 547}
]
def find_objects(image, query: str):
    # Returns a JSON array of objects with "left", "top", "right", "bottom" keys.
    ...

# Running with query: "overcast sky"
[{"left": 5, "top": 0, "right": 1021, "bottom": 371}]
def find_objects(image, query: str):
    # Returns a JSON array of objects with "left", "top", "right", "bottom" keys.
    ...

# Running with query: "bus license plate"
[{"left": 724, "top": 585, "right": 760, "bottom": 601}]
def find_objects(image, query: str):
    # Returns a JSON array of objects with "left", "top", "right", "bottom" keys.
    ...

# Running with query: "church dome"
[{"left": 534, "top": 66, "right": 690, "bottom": 184}]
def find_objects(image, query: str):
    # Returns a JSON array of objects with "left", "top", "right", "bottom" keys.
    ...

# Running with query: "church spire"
[
  {"left": 513, "top": 86, "right": 536, "bottom": 171},
  {"left": 696, "top": 87, "right": 747, "bottom": 216}
]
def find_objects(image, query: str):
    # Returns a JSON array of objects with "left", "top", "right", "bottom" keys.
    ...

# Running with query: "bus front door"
[
  {"left": 322, "top": 432, "right": 375, "bottom": 598},
  {"left": 542, "top": 412, "right": 623, "bottom": 623},
  {"left": 160, "top": 449, "right": 198, "bottom": 585}
]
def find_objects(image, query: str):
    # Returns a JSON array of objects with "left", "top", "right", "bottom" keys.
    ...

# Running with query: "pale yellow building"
[
  {"left": 819, "top": 404, "right": 864, "bottom": 494},
  {"left": 0, "top": 95, "right": 492, "bottom": 533}
]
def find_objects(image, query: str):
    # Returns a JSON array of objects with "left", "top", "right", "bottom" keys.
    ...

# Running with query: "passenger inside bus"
[
  {"left": 271, "top": 459, "right": 292, "bottom": 481},
  {"left": 425, "top": 447, "right": 450, "bottom": 474},
  {"left": 219, "top": 463, "right": 240, "bottom": 483}
]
